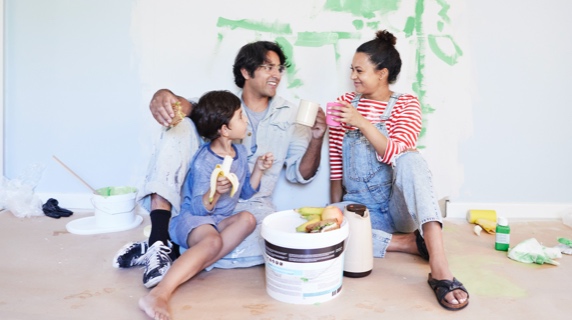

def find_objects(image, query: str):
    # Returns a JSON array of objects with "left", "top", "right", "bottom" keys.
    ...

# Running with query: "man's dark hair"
[{"left": 232, "top": 41, "right": 290, "bottom": 88}]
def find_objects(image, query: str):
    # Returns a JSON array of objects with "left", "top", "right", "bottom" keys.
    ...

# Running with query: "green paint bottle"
[{"left": 495, "top": 217, "right": 510, "bottom": 251}]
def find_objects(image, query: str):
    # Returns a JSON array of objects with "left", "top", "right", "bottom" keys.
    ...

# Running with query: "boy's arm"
[{"left": 249, "top": 153, "right": 274, "bottom": 190}]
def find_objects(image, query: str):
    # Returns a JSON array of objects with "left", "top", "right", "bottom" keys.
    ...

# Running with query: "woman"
[{"left": 328, "top": 30, "right": 469, "bottom": 311}]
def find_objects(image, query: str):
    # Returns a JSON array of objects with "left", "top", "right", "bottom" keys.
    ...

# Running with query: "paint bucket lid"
[{"left": 65, "top": 214, "right": 143, "bottom": 235}]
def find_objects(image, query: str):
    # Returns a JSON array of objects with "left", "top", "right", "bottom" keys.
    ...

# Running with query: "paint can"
[
  {"left": 261, "top": 210, "right": 349, "bottom": 304},
  {"left": 66, "top": 186, "right": 142, "bottom": 235}
]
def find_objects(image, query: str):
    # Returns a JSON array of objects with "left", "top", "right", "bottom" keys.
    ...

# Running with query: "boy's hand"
[
  {"left": 257, "top": 152, "right": 274, "bottom": 171},
  {"left": 214, "top": 176, "right": 232, "bottom": 195}
]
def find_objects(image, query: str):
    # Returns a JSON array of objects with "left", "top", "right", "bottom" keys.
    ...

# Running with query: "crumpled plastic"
[
  {"left": 507, "top": 238, "right": 562, "bottom": 266},
  {"left": 0, "top": 163, "right": 45, "bottom": 218},
  {"left": 555, "top": 237, "right": 572, "bottom": 255},
  {"left": 554, "top": 244, "right": 572, "bottom": 255}
]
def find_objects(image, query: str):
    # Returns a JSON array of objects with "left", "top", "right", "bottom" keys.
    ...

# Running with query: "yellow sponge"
[{"left": 467, "top": 209, "right": 497, "bottom": 224}]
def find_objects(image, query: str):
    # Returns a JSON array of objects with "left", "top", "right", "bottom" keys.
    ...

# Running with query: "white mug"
[{"left": 296, "top": 99, "right": 320, "bottom": 127}]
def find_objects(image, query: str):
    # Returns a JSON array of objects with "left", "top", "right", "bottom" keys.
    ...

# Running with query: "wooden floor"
[{"left": 1, "top": 210, "right": 572, "bottom": 320}]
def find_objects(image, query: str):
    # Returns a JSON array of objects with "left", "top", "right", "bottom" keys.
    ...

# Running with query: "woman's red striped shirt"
[{"left": 328, "top": 92, "right": 422, "bottom": 181}]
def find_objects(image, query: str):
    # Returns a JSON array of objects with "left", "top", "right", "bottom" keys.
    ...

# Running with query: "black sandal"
[
  {"left": 427, "top": 273, "right": 470, "bottom": 311},
  {"left": 414, "top": 230, "right": 430, "bottom": 261}
]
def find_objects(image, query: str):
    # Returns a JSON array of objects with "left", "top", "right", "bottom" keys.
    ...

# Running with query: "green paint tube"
[{"left": 495, "top": 217, "right": 510, "bottom": 251}]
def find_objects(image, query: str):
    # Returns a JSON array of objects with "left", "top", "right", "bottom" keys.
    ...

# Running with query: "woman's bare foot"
[
  {"left": 386, "top": 232, "right": 420, "bottom": 256},
  {"left": 139, "top": 292, "right": 171, "bottom": 320}
]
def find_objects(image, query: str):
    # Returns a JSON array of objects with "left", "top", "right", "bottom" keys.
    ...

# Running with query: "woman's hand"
[{"left": 328, "top": 101, "right": 368, "bottom": 129}]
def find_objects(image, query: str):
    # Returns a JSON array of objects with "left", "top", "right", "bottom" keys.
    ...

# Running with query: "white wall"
[
  {"left": 1, "top": 0, "right": 4, "bottom": 176},
  {"left": 3, "top": 0, "right": 572, "bottom": 214},
  {"left": 461, "top": 1, "right": 572, "bottom": 203}
]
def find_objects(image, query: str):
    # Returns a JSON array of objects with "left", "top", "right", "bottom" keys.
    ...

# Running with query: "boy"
[{"left": 139, "top": 90, "right": 273, "bottom": 319}]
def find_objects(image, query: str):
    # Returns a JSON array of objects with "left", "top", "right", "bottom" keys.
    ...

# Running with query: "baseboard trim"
[
  {"left": 445, "top": 202, "right": 572, "bottom": 220},
  {"left": 36, "top": 193, "right": 572, "bottom": 221}
]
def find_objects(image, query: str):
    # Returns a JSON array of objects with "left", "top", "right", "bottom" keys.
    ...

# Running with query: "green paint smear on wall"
[
  {"left": 352, "top": 19, "right": 364, "bottom": 30},
  {"left": 428, "top": 34, "right": 463, "bottom": 66},
  {"left": 213, "top": 0, "right": 465, "bottom": 143},
  {"left": 275, "top": 36, "right": 303, "bottom": 89},
  {"left": 294, "top": 32, "right": 360, "bottom": 64},
  {"left": 324, "top": 0, "right": 400, "bottom": 18},
  {"left": 404, "top": 17, "right": 415, "bottom": 37},
  {"left": 436, "top": 0, "right": 451, "bottom": 24},
  {"left": 366, "top": 21, "right": 380, "bottom": 30},
  {"left": 412, "top": 0, "right": 432, "bottom": 144},
  {"left": 295, "top": 32, "right": 339, "bottom": 47},
  {"left": 216, "top": 17, "right": 292, "bottom": 35}
]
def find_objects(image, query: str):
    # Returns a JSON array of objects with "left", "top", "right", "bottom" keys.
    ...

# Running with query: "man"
[{"left": 113, "top": 41, "right": 326, "bottom": 289}]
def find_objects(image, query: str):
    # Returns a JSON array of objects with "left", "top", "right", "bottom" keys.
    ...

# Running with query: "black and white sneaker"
[
  {"left": 112, "top": 241, "right": 149, "bottom": 268},
  {"left": 142, "top": 241, "right": 172, "bottom": 288}
]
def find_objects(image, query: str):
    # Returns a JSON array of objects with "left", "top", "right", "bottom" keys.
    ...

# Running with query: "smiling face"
[
  {"left": 350, "top": 52, "right": 386, "bottom": 98},
  {"left": 242, "top": 50, "right": 282, "bottom": 99}
]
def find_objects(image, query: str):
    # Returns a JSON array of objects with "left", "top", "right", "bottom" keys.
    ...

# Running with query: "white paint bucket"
[
  {"left": 66, "top": 186, "right": 142, "bottom": 235},
  {"left": 261, "top": 210, "right": 349, "bottom": 305},
  {"left": 92, "top": 186, "right": 137, "bottom": 227}
]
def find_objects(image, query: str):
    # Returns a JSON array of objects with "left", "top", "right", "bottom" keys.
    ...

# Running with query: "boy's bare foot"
[{"left": 139, "top": 292, "right": 171, "bottom": 320}]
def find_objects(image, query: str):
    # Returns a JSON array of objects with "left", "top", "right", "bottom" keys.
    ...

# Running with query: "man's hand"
[
  {"left": 311, "top": 108, "right": 327, "bottom": 140},
  {"left": 149, "top": 89, "right": 192, "bottom": 127}
]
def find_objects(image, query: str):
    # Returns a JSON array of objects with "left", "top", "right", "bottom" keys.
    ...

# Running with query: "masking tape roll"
[{"left": 466, "top": 210, "right": 497, "bottom": 223}]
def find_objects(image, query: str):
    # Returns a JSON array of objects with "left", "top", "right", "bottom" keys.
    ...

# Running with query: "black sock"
[
  {"left": 149, "top": 209, "right": 180, "bottom": 260},
  {"left": 169, "top": 242, "right": 180, "bottom": 260},
  {"left": 149, "top": 209, "right": 171, "bottom": 246}
]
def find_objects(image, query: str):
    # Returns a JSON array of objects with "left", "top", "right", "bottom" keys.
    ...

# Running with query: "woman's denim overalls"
[{"left": 335, "top": 93, "right": 442, "bottom": 258}]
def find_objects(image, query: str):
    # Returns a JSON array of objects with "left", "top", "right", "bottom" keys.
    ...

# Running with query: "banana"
[
  {"left": 295, "top": 206, "right": 325, "bottom": 216},
  {"left": 208, "top": 156, "right": 239, "bottom": 203},
  {"left": 304, "top": 214, "right": 321, "bottom": 221},
  {"left": 475, "top": 218, "right": 496, "bottom": 234}
]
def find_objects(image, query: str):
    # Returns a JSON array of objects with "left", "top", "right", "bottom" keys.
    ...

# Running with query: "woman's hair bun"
[{"left": 375, "top": 30, "right": 396, "bottom": 46}]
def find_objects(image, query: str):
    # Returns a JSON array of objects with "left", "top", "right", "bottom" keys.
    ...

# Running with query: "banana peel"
[
  {"left": 475, "top": 218, "right": 496, "bottom": 234},
  {"left": 304, "top": 214, "right": 321, "bottom": 221},
  {"left": 208, "top": 156, "right": 239, "bottom": 203},
  {"left": 294, "top": 206, "right": 325, "bottom": 216}
]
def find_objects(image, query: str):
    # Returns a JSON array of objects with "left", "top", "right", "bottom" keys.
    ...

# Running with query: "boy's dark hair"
[
  {"left": 232, "top": 41, "right": 290, "bottom": 88},
  {"left": 356, "top": 30, "right": 402, "bottom": 84},
  {"left": 190, "top": 90, "right": 241, "bottom": 141}
]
